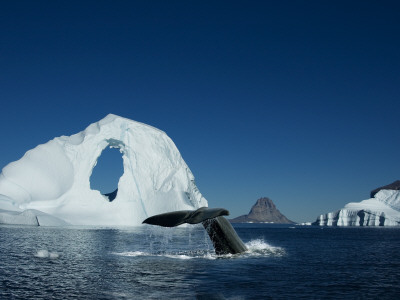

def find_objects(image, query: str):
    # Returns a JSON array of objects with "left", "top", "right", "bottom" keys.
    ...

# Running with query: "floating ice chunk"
[
  {"left": 0, "top": 209, "right": 38, "bottom": 225},
  {"left": 35, "top": 250, "right": 59, "bottom": 259},
  {"left": 0, "top": 209, "right": 70, "bottom": 226},
  {"left": 313, "top": 189, "right": 400, "bottom": 226}
]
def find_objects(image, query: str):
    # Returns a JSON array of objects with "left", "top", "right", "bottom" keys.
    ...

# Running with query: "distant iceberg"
[
  {"left": 313, "top": 188, "right": 400, "bottom": 226},
  {"left": 0, "top": 114, "right": 207, "bottom": 226}
]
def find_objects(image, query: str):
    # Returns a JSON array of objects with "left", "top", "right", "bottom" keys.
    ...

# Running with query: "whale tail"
[
  {"left": 142, "top": 207, "right": 229, "bottom": 227},
  {"left": 142, "top": 207, "right": 247, "bottom": 255}
]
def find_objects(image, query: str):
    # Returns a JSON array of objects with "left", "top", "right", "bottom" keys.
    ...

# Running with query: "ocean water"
[{"left": 1, "top": 224, "right": 399, "bottom": 299}]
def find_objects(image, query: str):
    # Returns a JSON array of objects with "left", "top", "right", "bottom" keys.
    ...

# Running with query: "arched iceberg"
[{"left": 0, "top": 114, "right": 207, "bottom": 226}]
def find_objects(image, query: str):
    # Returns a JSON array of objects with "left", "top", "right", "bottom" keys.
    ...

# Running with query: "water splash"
[
  {"left": 113, "top": 239, "right": 285, "bottom": 260},
  {"left": 244, "top": 239, "right": 285, "bottom": 257},
  {"left": 115, "top": 225, "right": 285, "bottom": 260}
]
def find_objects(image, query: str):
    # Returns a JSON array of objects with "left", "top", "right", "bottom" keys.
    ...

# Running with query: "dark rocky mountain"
[
  {"left": 370, "top": 180, "right": 400, "bottom": 198},
  {"left": 230, "top": 197, "right": 294, "bottom": 224}
]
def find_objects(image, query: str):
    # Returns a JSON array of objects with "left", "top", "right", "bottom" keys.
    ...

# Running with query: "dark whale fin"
[
  {"left": 142, "top": 210, "right": 193, "bottom": 227},
  {"left": 142, "top": 207, "right": 247, "bottom": 255},
  {"left": 142, "top": 207, "right": 229, "bottom": 227}
]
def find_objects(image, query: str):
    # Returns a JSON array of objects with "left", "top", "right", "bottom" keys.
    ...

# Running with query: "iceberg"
[
  {"left": 0, "top": 114, "right": 207, "bottom": 226},
  {"left": 313, "top": 189, "right": 400, "bottom": 226}
]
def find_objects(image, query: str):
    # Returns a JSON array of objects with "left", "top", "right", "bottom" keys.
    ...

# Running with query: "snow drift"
[
  {"left": 0, "top": 114, "right": 207, "bottom": 226},
  {"left": 313, "top": 189, "right": 400, "bottom": 226}
]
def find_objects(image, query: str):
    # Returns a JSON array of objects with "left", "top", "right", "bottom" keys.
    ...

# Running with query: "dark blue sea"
[{"left": 1, "top": 224, "right": 399, "bottom": 299}]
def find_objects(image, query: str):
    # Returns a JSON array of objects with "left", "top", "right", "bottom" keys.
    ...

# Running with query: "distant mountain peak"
[
  {"left": 230, "top": 197, "right": 294, "bottom": 224},
  {"left": 251, "top": 197, "right": 276, "bottom": 209}
]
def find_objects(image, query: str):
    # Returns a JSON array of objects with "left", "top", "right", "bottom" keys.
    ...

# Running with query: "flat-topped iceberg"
[
  {"left": 0, "top": 114, "right": 207, "bottom": 226},
  {"left": 313, "top": 189, "right": 400, "bottom": 226}
]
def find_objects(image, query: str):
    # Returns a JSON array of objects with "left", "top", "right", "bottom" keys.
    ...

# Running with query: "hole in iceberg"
[{"left": 90, "top": 146, "right": 124, "bottom": 202}]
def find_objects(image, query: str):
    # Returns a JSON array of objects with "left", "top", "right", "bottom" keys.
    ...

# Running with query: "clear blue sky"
[{"left": 1, "top": 1, "right": 399, "bottom": 222}]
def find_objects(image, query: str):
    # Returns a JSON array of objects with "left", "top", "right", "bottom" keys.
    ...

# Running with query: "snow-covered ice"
[
  {"left": 313, "top": 189, "right": 400, "bottom": 226},
  {"left": 0, "top": 114, "right": 207, "bottom": 226}
]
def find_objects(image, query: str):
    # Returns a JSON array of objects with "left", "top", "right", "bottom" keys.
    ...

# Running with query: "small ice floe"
[{"left": 35, "top": 249, "right": 59, "bottom": 259}]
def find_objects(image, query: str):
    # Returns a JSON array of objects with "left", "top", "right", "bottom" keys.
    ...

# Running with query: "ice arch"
[
  {"left": 90, "top": 144, "right": 124, "bottom": 201},
  {"left": 0, "top": 114, "right": 207, "bottom": 225}
]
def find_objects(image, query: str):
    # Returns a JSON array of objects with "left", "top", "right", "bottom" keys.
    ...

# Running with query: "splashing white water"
[
  {"left": 244, "top": 239, "right": 285, "bottom": 257},
  {"left": 113, "top": 239, "right": 285, "bottom": 260}
]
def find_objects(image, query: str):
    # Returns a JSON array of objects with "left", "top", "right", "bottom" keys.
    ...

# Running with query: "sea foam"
[
  {"left": 244, "top": 239, "right": 286, "bottom": 257},
  {"left": 113, "top": 239, "right": 285, "bottom": 260}
]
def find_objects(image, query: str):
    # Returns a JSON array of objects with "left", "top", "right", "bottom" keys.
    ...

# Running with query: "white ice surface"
[
  {"left": 0, "top": 114, "right": 207, "bottom": 226},
  {"left": 315, "top": 189, "right": 400, "bottom": 226},
  {"left": 0, "top": 209, "right": 69, "bottom": 226}
]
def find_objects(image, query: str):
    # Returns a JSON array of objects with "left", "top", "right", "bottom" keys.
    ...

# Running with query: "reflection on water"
[
  {"left": 0, "top": 225, "right": 225, "bottom": 299},
  {"left": 1, "top": 224, "right": 400, "bottom": 299}
]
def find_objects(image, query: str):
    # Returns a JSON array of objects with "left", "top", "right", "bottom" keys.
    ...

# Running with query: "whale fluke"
[
  {"left": 142, "top": 207, "right": 229, "bottom": 227},
  {"left": 142, "top": 207, "right": 247, "bottom": 255}
]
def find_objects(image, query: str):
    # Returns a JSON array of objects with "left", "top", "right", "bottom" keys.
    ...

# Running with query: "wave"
[{"left": 113, "top": 250, "right": 216, "bottom": 260}]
